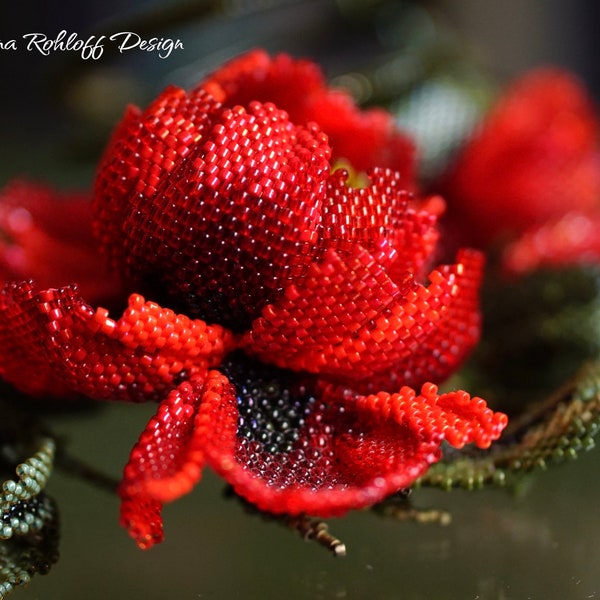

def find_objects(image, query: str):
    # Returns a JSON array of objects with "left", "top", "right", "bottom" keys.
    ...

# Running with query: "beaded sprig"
[
  {"left": 416, "top": 358, "right": 600, "bottom": 491},
  {"left": 1, "top": 438, "right": 55, "bottom": 541},
  {"left": 0, "top": 433, "right": 59, "bottom": 600}
]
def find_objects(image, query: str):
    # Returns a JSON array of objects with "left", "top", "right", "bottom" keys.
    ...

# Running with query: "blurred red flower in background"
[
  {"left": 439, "top": 68, "right": 600, "bottom": 274},
  {"left": 0, "top": 181, "right": 119, "bottom": 305}
]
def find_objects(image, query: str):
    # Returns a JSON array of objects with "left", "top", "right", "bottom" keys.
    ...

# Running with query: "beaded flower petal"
[
  {"left": 201, "top": 49, "right": 416, "bottom": 178},
  {"left": 243, "top": 246, "right": 482, "bottom": 393},
  {"left": 0, "top": 50, "right": 507, "bottom": 550},
  {"left": 0, "top": 284, "right": 233, "bottom": 400},
  {"left": 94, "top": 84, "right": 332, "bottom": 330},
  {"left": 119, "top": 353, "right": 506, "bottom": 548}
]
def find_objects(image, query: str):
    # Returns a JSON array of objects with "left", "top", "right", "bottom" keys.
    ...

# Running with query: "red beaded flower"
[
  {"left": 0, "top": 51, "right": 506, "bottom": 549},
  {"left": 440, "top": 68, "right": 600, "bottom": 271}
]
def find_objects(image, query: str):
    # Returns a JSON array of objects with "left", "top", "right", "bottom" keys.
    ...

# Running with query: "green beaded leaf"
[
  {"left": 0, "top": 399, "right": 60, "bottom": 599},
  {"left": 0, "top": 493, "right": 60, "bottom": 600}
]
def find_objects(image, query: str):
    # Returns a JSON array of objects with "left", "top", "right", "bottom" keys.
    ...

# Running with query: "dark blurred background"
[{"left": 1, "top": 0, "right": 599, "bottom": 186}]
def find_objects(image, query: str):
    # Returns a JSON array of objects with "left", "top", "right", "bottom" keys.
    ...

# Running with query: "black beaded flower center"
[{"left": 220, "top": 353, "right": 316, "bottom": 454}]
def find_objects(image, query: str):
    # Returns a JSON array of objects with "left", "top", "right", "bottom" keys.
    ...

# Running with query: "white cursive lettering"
[
  {"left": 22, "top": 30, "right": 106, "bottom": 60},
  {"left": 0, "top": 39, "right": 17, "bottom": 51},
  {"left": 109, "top": 31, "right": 184, "bottom": 59},
  {"left": 2, "top": 30, "right": 183, "bottom": 60}
]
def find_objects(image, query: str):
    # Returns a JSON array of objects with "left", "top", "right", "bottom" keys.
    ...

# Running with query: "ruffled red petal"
[
  {"left": 118, "top": 350, "right": 505, "bottom": 545},
  {"left": 243, "top": 246, "right": 482, "bottom": 393},
  {"left": 196, "top": 370, "right": 505, "bottom": 517},
  {"left": 119, "top": 495, "right": 164, "bottom": 551},
  {"left": 337, "top": 383, "right": 508, "bottom": 450},
  {"left": 441, "top": 68, "right": 600, "bottom": 246},
  {"left": 200, "top": 49, "right": 326, "bottom": 114},
  {"left": 0, "top": 181, "right": 120, "bottom": 305},
  {"left": 0, "top": 283, "right": 234, "bottom": 400},
  {"left": 119, "top": 375, "right": 208, "bottom": 548},
  {"left": 200, "top": 49, "right": 416, "bottom": 179}
]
